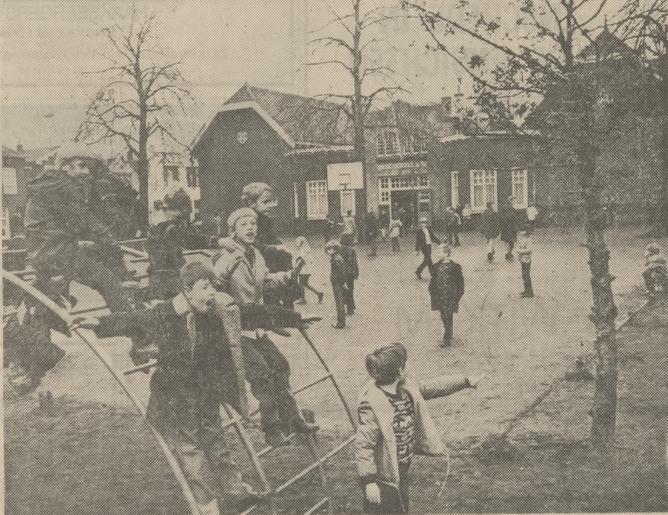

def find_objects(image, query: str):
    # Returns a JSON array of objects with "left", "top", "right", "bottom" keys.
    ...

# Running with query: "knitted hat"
[
  {"left": 179, "top": 260, "right": 217, "bottom": 290},
  {"left": 241, "top": 182, "right": 273, "bottom": 205},
  {"left": 324, "top": 239, "right": 341, "bottom": 251},
  {"left": 227, "top": 207, "right": 257, "bottom": 233}
]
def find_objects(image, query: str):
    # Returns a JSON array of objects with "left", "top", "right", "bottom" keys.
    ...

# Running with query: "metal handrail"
[{"left": 2, "top": 270, "right": 202, "bottom": 515}]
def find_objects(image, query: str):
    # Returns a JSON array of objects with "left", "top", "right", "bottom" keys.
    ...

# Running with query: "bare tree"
[
  {"left": 306, "top": 0, "right": 412, "bottom": 159},
  {"left": 404, "top": 0, "right": 653, "bottom": 451},
  {"left": 77, "top": 5, "right": 192, "bottom": 227},
  {"left": 617, "top": 0, "right": 668, "bottom": 235}
]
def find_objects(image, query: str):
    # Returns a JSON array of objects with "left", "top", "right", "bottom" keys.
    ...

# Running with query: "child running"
[{"left": 293, "top": 236, "right": 324, "bottom": 304}]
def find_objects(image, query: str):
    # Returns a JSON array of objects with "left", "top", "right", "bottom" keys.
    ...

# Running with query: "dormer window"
[{"left": 376, "top": 130, "right": 400, "bottom": 157}]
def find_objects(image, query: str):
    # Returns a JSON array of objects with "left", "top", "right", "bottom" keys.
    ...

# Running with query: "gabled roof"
[
  {"left": 577, "top": 28, "right": 636, "bottom": 62},
  {"left": 216, "top": 84, "right": 352, "bottom": 147},
  {"left": 19, "top": 145, "right": 60, "bottom": 164},
  {"left": 365, "top": 100, "right": 458, "bottom": 138}
]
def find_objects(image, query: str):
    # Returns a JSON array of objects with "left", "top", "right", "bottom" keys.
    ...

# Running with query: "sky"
[{"left": 1, "top": 0, "right": 623, "bottom": 150}]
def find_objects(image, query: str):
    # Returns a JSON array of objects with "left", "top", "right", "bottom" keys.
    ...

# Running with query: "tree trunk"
[
  {"left": 580, "top": 156, "right": 619, "bottom": 451},
  {"left": 137, "top": 106, "right": 149, "bottom": 232}
]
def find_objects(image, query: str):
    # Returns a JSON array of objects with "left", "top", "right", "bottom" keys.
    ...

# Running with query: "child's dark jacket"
[{"left": 429, "top": 260, "right": 465, "bottom": 312}]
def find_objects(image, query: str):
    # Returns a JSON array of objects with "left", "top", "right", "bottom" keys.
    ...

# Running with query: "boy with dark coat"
[
  {"left": 415, "top": 216, "right": 441, "bottom": 279},
  {"left": 325, "top": 240, "right": 348, "bottom": 329},
  {"left": 79, "top": 261, "right": 265, "bottom": 515},
  {"left": 429, "top": 244, "right": 465, "bottom": 347},
  {"left": 499, "top": 197, "right": 518, "bottom": 261},
  {"left": 340, "top": 243, "right": 360, "bottom": 315},
  {"left": 478, "top": 202, "right": 500, "bottom": 262},
  {"left": 145, "top": 188, "right": 220, "bottom": 300}
]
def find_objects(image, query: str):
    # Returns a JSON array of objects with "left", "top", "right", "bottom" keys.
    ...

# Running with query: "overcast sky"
[{"left": 1, "top": 0, "right": 622, "bottom": 150}]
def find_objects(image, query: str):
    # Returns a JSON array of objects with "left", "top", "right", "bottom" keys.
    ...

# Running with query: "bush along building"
[{"left": 191, "top": 84, "right": 363, "bottom": 235}]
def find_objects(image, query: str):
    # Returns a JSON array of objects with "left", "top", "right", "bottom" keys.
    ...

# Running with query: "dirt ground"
[{"left": 4, "top": 226, "right": 667, "bottom": 513}]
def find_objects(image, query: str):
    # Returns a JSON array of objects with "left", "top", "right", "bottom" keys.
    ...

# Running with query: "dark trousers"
[
  {"left": 345, "top": 277, "right": 356, "bottom": 314},
  {"left": 447, "top": 227, "right": 461, "bottom": 246},
  {"left": 521, "top": 261, "right": 533, "bottom": 293},
  {"left": 35, "top": 248, "right": 134, "bottom": 312},
  {"left": 148, "top": 375, "right": 248, "bottom": 505},
  {"left": 332, "top": 283, "right": 347, "bottom": 326},
  {"left": 440, "top": 309, "right": 454, "bottom": 343},
  {"left": 298, "top": 274, "right": 322, "bottom": 299},
  {"left": 416, "top": 245, "right": 434, "bottom": 277},
  {"left": 363, "top": 463, "right": 410, "bottom": 513},
  {"left": 368, "top": 237, "right": 377, "bottom": 256},
  {"left": 241, "top": 335, "right": 301, "bottom": 434},
  {"left": 391, "top": 237, "right": 400, "bottom": 252}
]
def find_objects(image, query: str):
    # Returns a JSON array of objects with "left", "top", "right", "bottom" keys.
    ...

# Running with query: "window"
[
  {"left": 340, "top": 189, "right": 355, "bottom": 216},
  {"left": 451, "top": 171, "right": 459, "bottom": 208},
  {"left": 2, "top": 167, "right": 18, "bottom": 195},
  {"left": 511, "top": 169, "right": 529, "bottom": 208},
  {"left": 404, "top": 134, "right": 427, "bottom": 155},
  {"left": 470, "top": 170, "right": 497, "bottom": 211},
  {"left": 379, "top": 177, "right": 390, "bottom": 204},
  {"left": 293, "top": 183, "right": 300, "bottom": 218},
  {"left": 376, "top": 130, "right": 400, "bottom": 156},
  {"left": 186, "top": 166, "right": 198, "bottom": 188},
  {"left": 306, "top": 180, "right": 328, "bottom": 220},
  {"left": 163, "top": 165, "right": 179, "bottom": 185}
]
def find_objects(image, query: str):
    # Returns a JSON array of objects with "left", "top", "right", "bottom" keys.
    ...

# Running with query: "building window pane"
[
  {"left": 451, "top": 171, "right": 459, "bottom": 208},
  {"left": 470, "top": 170, "right": 497, "bottom": 211},
  {"left": 186, "top": 167, "right": 198, "bottom": 188},
  {"left": 512, "top": 169, "right": 528, "bottom": 208},
  {"left": 306, "top": 180, "right": 328, "bottom": 220},
  {"left": 378, "top": 130, "right": 400, "bottom": 157},
  {"left": 340, "top": 189, "right": 355, "bottom": 216},
  {"left": 2, "top": 167, "right": 18, "bottom": 195},
  {"left": 293, "top": 183, "right": 300, "bottom": 218}
]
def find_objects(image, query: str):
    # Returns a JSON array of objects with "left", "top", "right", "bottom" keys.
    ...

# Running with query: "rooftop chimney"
[
  {"left": 16, "top": 144, "right": 24, "bottom": 153},
  {"left": 440, "top": 96, "right": 452, "bottom": 117}
]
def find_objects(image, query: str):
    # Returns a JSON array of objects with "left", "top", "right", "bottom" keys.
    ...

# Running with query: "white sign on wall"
[
  {"left": 327, "top": 162, "right": 363, "bottom": 191},
  {"left": 2, "top": 167, "right": 18, "bottom": 195}
]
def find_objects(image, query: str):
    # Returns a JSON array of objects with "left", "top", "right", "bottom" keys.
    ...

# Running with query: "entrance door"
[{"left": 391, "top": 190, "right": 418, "bottom": 229}]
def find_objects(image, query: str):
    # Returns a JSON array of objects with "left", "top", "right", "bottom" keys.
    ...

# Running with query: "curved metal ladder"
[{"left": 4, "top": 242, "right": 359, "bottom": 514}]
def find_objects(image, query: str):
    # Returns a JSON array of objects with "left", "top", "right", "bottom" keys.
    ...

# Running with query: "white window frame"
[
  {"left": 511, "top": 169, "right": 529, "bottom": 209},
  {"left": 451, "top": 171, "right": 459, "bottom": 208},
  {"left": 293, "top": 182, "right": 300, "bottom": 218},
  {"left": 469, "top": 170, "right": 497, "bottom": 212},
  {"left": 2, "top": 167, "right": 18, "bottom": 195},
  {"left": 376, "top": 130, "right": 400, "bottom": 157},
  {"left": 340, "top": 189, "right": 355, "bottom": 217},
  {"left": 306, "top": 180, "right": 328, "bottom": 220}
]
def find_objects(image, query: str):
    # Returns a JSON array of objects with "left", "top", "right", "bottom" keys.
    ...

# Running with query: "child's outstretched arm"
[{"left": 419, "top": 374, "right": 483, "bottom": 400}]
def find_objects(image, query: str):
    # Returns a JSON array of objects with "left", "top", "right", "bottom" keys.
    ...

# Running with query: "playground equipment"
[{"left": 2, "top": 241, "right": 358, "bottom": 514}]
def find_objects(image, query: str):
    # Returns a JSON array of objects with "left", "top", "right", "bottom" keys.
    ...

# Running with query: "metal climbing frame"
[
  {"left": 3, "top": 242, "right": 359, "bottom": 513},
  {"left": 119, "top": 243, "right": 359, "bottom": 514}
]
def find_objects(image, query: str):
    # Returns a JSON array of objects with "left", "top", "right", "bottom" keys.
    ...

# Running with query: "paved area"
[{"left": 30, "top": 226, "right": 652, "bottom": 446}]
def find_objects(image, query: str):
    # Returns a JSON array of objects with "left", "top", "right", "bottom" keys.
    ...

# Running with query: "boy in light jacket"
[{"left": 355, "top": 343, "right": 482, "bottom": 513}]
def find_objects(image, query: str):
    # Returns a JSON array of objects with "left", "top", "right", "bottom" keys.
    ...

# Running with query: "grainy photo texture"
[{"left": 1, "top": 1, "right": 667, "bottom": 513}]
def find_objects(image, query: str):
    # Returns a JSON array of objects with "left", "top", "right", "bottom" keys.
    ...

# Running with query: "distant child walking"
[
  {"left": 389, "top": 219, "right": 403, "bottom": 252},
  {"left": 355, "top": 343, "right": 482, "bottom": 513},
  {"left": 429, "top": 244, "right": 465, "bottom": 347},
  {"left": 516, "top": 227, "right": 534, "bottom": 297},
  {"left": 294, "top": 236, "right": 324, "bottom": 304},
  {"left": 325, "top": 240, "right": 348, "bottom": 328}
]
